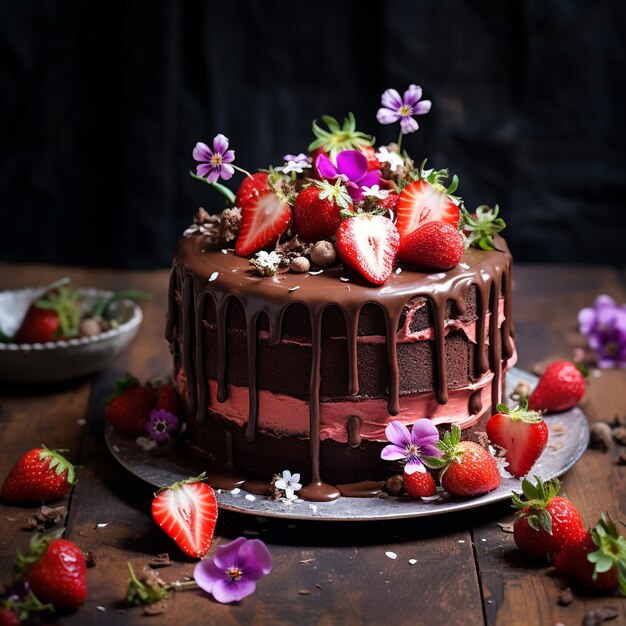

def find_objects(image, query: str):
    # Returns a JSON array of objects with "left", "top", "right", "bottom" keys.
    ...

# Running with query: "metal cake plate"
[{"left": 105, "top": 367, "right": 589, "bottom": 521}]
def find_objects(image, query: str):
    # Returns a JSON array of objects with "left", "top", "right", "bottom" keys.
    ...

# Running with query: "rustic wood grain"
[
  {"left": 473, "top": 265, "right": 626, "bottom": 626},
  {"left": 2, "top": 263, "right": 626, "bottom": 625}
]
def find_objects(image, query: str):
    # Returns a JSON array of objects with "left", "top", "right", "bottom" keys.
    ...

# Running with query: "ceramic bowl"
[{"left": 0, "top": 287, "right": 143, "bottom": 383}]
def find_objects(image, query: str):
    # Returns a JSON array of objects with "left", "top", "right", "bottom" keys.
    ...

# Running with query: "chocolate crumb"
[
  {"left": 589, "top": 422, "right": 613, "bottom": 451},
  {"left": 612, "top": 426, "right": 626, "bottom": 446},
  {"left": 583, "top": 606, "right": 619, "bottom": 626},
  {"left": 24, "top": 505, "right": 68, "bottom": 532},
  {"left": 298, "top": 589, "right": 311, "bottom": 596},
  {"left": 149, "top": 553, "right": 174, "bottom": 568},
  {"left": 143, "top": 598, "right": 169, "bottom": 616},
  {"left": 557, "top": 587, "right": 573, "bottom": 606},
  {"left": 83, "top": 551, "right": 96, "bottom": 568},
  {"left": 315, "top": 584, "right": 323, "bottom": 590},
  {"left": 617, "top": 449, "right": 626, "bottom": 465},
  {"left": 497, "top": 522, "right": 514, "bottom": 534}
]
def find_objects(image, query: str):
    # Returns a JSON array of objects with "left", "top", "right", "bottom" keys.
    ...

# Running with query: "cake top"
[{"left": 185, "top": 85, "right": 506, "bottom": 286}]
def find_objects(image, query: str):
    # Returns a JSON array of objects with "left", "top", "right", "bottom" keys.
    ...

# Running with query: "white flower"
[
  {"left": 274, "top": 470, "right": 302, "bottom": 501},
  {"left": 375, "top": 146, "right": 405, "bottom": 172},
  {"left": 281, "top": 160, "right": 312, "bottom": 175},
  {"left": 361, "top": 184, "right": 389, "bottom": 200}
]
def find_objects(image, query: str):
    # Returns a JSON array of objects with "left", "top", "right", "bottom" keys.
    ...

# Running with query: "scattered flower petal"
[
  {"left": 385, "top": 551, "right": 397, "bottom": 560},
  {"left": 194, "top": 537, "right": 272, "bottom": 604}
]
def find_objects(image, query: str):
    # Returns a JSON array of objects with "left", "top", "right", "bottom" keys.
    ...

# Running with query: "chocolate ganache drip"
[{"left": 168, "top": 235, "right": 514, "bottom": 502}]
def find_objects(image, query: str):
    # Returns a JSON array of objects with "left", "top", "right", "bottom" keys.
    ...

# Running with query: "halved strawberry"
[
  {"left": 151, "top": 475, "right": 218, "bottom": 558},
  {"left": 335, "top": 213, "right": 399, "bottom": 285},
  {"left": 235, "top": 172, "right": 269, "bottom": 208},
  {"left": 235, "top": 191, "right": 292, "bottom": 257},
  {"left": 396, "top": 180, "right": 460, "bottom": 238},
  {"left": 486, "top": 401, "right": 548, "bottom": 478}
]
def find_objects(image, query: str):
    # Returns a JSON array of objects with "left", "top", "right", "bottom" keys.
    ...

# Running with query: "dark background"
[{"left": 1, "top": 1, "right": 625, "bottom": 269}]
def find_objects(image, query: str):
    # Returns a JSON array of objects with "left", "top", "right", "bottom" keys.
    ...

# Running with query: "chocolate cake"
[{"left": 167, "top": 87, "right": 516, "bottom": 501}]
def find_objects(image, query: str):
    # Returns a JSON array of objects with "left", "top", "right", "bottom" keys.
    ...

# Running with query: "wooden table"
[{"left": 1, "top": 263, "right": 625, "bottom": 626}]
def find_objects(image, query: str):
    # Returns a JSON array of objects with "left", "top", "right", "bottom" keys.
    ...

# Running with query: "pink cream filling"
[{"left": 175, "top": 297, "right": 517, "bottom": 443}]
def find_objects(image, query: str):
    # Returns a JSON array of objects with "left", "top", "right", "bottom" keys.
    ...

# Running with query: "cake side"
[{"left": 166, "top": 234, "right": 515, "bottom": 493}]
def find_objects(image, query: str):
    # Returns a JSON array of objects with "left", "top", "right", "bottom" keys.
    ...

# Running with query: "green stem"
[
  {"left": 167, "top": 580, "right": 199, "bottom": 592},
  {"left": 232, "top": 164, "right": 253, "bottom": 179},
  {"left": 189, "top": 171, "right": 236, "bottom": 204},
  {"left": 396, "top": 129, "right": 403, "bottom": 154}
]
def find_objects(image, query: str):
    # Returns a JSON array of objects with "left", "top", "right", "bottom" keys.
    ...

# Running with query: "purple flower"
[
  {"left": 380, "top": 420, "right": 441, "bottom": 474},
  {"left": 578, "top": 295, "right": 626, "bottom": 368},
  {"left": 146, "top": 409, "right": 179, "bottom": 442},
  {"left": 376, "top": 85, "right": 432, "bottom": 134},
  {"left": 192, "top": 134, "right": 235, "bottom": 183},
  {"left": 316, "top": 149, "right": 381, "bottom": 202},
  {"left": 194, "top": 537, "right": 272, "bottom": 603},
  {"left": 282, "top": 153, "right": 310, "bottom": 164}
]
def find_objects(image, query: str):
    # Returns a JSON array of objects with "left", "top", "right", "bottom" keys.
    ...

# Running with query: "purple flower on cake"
[
  {"left": 194, "top": 537, "right": 272, "bottom": 603},
  {"left": 380, "top": 420, "right": 441, "bottom": 474},
  {"left": 316, "top": 149, "right": 381, "bottom": 202},
  {"left": 578, "top": 294, "right": 626, "bottom": 368},
  {"left": 146, "top": 408, "right": 179, "bottom": 442},
  {"left": 193, "top": 134, "right": 236, "bottom": 183},
  {"left": 274, "top": 470, "right": 302, "bottom": 500},
  {"left": 376, "top": 85, "right": 432, "bottom": 135}
]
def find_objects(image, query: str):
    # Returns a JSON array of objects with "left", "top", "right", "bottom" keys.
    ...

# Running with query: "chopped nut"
[
  {"left": 589, "top": 422, "right": 613, "bottom": 451},
  {"left": 384, "top": 475, "right": 403, "bottom": 497},
  {"left": 298, "top": 589, "right": 311, "bottom": 596},
  {"left": 497, "top": 522, "right": 514, "bottom": 534},
  {"left": 310, "top": 241, "right": 336, "bottom": 267},
  {"left": 290, "top": 257, "right": 310, "bottom": 273},
  {"left": 80, "top": 318, "right": 101, "bottom": 337},
  {"left": 84, "top": 551, "right": 97, "bottom": 568}
]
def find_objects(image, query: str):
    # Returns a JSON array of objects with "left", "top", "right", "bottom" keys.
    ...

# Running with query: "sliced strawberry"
[
  {"left": 235, "top": 172, "right": 269, "bottom": 208},
  {"left": 398, "top": 220, "right": 464, "bottom": 271},
  {"left": 151, "top": 476, "right": 217, "bottom": 558},
  {"left": 235, "top": 191, "right": 292, "bottom": 257},
  {"left": 486, "top": 402, "right": 548, "bottom": 478},
  {"left": 396, "top": 180, "right": 460, "bottom": 238},
  {"left": 335, "top": 214, "right": 399, "bottom": 285}
]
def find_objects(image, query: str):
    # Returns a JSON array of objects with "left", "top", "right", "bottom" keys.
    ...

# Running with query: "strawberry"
[
  {"left": 528, "top": 360, "right": 586, "bottom": 413},
  {"left": 403, "top": 469, "right": 436, "bottom": 498},
  {"left": 16, "top": 530, "right": 87, "bottom": 610},
  {"left": 234, "top": 172, "right": 269, "bottom": 208},
  {"left": 357, "top": 145, "right": 381, "bottom": 171},
  {"left": 554, "top": 513, "right": 626, "bottom": 593},
  {"left": 486, "top": 401, "right": 548, "bottom": 478},
  {"left": 15, "top": 279, "right": 80, "bottom": 343},
  {"left": 151, "top": 475, "right": 218, "bottom": 558},
  {"left": 427, "top": 425, "right": 501, "bottom": 497},
  {"left": 293, "top": 181, "right": 352, "bottom": 242},
  {"left": 0, "top": 609, "right": 19, "bottom": 626},
  {"left": 511, "top": 476, "right": 586, "bottom": 561},
  {"left": 234, "top": 190, "right": 292, "bottom": 257},
  {"left": 105, "top": 374, "right": 157, "bottom": 436},
  {"left": 1, "top": 446, "right": 78, "bottom": 503},
  {"left": 155, "top": 382, "right": 182, "bottom": 418},
  {"left": 398, "top": 220, "right": 464, "bottom": 271},
  {"left": 374, "top": 191, "right": 400, "bottom": 216},
  {"left": 396, "top": 179, "right": 460, "bottom": 238},
  {"left": 335, "top": 213, "right": 400, "bottom": 285}
]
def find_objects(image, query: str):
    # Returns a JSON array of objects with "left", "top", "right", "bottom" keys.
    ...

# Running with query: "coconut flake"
[
  {"left": 245, "top": 494, "right": 256, "bottom": 501},
  {"left": 209, "top": 271, "right": 219, "bottom": 282},
  {"left": 385, "top": 551, "right": 397, "bottom": 560},
  {"left": 289, "top": 286, "right": 301, "bottom": 292}
]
